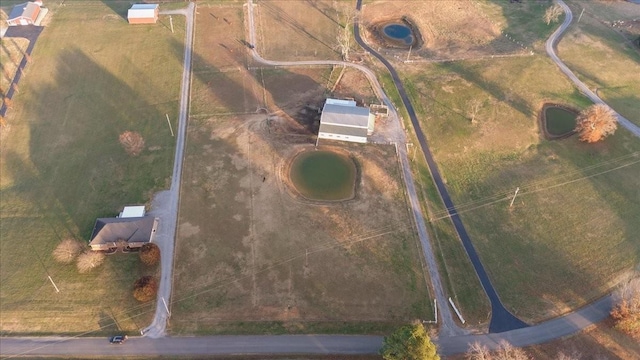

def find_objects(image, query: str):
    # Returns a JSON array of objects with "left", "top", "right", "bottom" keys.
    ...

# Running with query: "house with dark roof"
[
  {"left": 317, "top": 98, "right": 375, "bottom": 144},
  {"left": 89, "top": 216, "right": 158, "bottom": 251},
  {"left": 6, "top": 1, "right": 41, "bottom": 26}
]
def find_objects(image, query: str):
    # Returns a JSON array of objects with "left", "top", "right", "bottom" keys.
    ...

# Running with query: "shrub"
[
  {"left": 119, "top": 131, "right": 145, "bottom": 156},
  {"left": 133, "top": 276, "right": 159, "bottom": 302},
  {"left": 139, "top": 243, "right": 160, "bottom": 266}
]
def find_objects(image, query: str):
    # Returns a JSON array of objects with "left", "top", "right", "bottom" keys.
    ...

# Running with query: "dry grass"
[
  {"left": 256, "top": 0, "right": 349, "bottom": 61},
  {"left": 559, "top": 0, "right": 640, "bottom": 125},
  {"left": 360, "top": 0, "right": 531, "bottom": 61},
  {"left": 172, "top": 112, "right": 431, "bottom": 334}
]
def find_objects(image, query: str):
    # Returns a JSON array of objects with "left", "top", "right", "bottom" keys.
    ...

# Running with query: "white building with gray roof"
[{"left": 317, "top": 99, "right": 374, "bottom": 144}]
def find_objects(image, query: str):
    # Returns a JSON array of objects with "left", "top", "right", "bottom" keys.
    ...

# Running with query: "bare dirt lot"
[
  {"left": 171, "top": 3, "right": 431, "bottom": 334},
  {"left": 172, "top": 113, "right": 431, "bottom": 333}
]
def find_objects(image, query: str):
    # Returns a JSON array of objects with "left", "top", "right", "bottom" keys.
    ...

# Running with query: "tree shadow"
[
  {"left": 23, "top": 48, "right": 174, "bottom": 238},
  {"left": 100, "top": 0, "right": 130, "bottom": 21},
  {"left": 437, "top": 61, "right": 533, "bottom": 118}
]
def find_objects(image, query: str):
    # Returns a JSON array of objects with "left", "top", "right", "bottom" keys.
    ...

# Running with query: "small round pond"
[
  {"left": 289, "top": 150, "right": 356, "bottom": 201},
  {"left": 383, "top": 23, "right": 414, "bottom": 45},
  {"left": 544, "top": 106, "right": 578, "bottom": 138}
]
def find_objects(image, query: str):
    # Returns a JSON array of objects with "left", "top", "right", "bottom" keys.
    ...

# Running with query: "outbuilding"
[
  {"left": 127, "top": 4, "right": 159, "bottom": 24},
  {"left": 317, "top": 98, "right": 375, "bottom": 144},
  {"left": 6, "top": 1, "right": 41, "bottom": 26}
]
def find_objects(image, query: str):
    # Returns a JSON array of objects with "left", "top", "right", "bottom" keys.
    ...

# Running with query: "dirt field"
[
  {"left": 360, "top": 0, "right": 531, "bottom": 61},
  {"left": 171, "top": 3, "right": 432, "bottom": 334}
]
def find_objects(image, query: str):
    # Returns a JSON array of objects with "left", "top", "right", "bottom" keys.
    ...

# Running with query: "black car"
[{"left": 109, "top": 335, "right": 128, "bottom": 344}]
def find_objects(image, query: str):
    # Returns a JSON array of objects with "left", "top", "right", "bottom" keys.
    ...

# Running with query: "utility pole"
[
  {"left": 48, "top": 275, "right": 60, "bottom": 293},
  {"left": 406, "top": 44, "right": 412, "bottom": 62},
  {"left": 509, "top": 187, "right": 520, "bottom": 208},
  {"left": 169, "top": 16, "right": 174, "bottom": 34},
  {"left": 166, "top": 114, "right": 174, "bottom": 137},
  {"left": 162, "top": 297, "right": 171, "bottom": 317},
  {"left": 578, "top": 8, "right": 585, "bottom": 23}
]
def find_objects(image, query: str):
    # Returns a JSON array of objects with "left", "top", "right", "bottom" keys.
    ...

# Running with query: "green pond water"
[
  {"left": 545, "top": 106, "right": 577, "bottom": 136},
  {"left": 289, "top": 151, "right": 356, "bottom": 201}
]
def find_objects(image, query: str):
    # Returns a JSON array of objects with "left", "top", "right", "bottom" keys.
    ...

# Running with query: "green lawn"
[
  {"left": 0, "top": 2, "right": 184, "bottom": 334},
  {"left": 399, "top": 52, "right": 639, "bottom": 323}
]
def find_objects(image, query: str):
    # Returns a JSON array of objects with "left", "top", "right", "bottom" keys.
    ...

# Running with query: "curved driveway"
[{"left": 548, "top": 0, "right": 640, "bottom": 138}]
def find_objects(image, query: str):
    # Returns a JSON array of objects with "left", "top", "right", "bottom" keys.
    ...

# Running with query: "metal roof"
[
  {"left": 325, "top": 98, "right": 357, "bottom": 107},
  {"left": 319, "top": 123, "right": 368, "bottom": 137},
  {"left": 130, "top": 4, "right": 159, "bottom": 10},
  {"left": 8, "top": 2, "right": 40, "bottom": 21},
  {"left": 321, "top": 103, "right": 370, "bottom": 128}
]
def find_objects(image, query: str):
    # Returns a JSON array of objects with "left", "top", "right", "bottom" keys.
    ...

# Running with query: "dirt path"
[{"left": 141, "top": 3, "right": 196, "bottom": 339}]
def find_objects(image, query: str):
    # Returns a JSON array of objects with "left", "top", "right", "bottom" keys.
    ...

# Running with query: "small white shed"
[
  {"left": 127, "top": 4, "right": 159, "bottom": 24},
  {"left": 119, "top": 206, "right": 146, "bottom": 218}
]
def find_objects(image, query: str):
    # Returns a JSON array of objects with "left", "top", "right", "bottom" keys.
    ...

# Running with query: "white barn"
[{"left": 317, "top": 99, "right": 375, "bottom": 144}]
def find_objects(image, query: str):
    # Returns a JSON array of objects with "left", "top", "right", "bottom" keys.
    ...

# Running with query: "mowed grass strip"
[
  {"left": 558, "top": 1, "right": 640, "bottom": 126},
  {"left": 400, "top": 52, "right": 639, "bottom": 322},
  {"left": 0, "top": 1, "right": 184, "bottom": 334}
]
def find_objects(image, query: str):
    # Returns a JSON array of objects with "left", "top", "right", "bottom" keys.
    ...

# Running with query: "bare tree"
[
  {"left": 76, "top": 251, "right": 106, "bottom": 273},
  {"left": 493, "top": 340, "right": 530, "bottom": 360},
  {"left": 544, "top": 4, "right": 563, "bottom": 25},
  {"left": 611, "top": 275, "right": 640, "bottom": 340},
  {"left": 53, "top": 238, "right": 84, "bottom": 264},
  {"left": 468, "top": 99, "right": 484, "bottom": 125},
  {"left": 466, "top": 341, "right": 491, "bottom": 360},
  {"left": 337, "top": 8, "right": 355, "bottom": 61},
  {"left": 575, "top": 104, "right": 618, "bottom": 143}
]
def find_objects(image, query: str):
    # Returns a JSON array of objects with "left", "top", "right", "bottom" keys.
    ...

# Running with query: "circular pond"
[
  {"left": 289, "top": 150, "right": 356, "bottom": 201},
  {"left": 542, "top": 105, "right": 578, "bottom": 139},
  {"left": 383, "top": 23, "right": 414, "bottom": 45}
]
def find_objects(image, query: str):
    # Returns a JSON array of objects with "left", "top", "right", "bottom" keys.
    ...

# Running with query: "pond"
[
  {"left": 383, "top": 23, "right": 414, "bottom": 45},
  {"left": 544, "top": 106, "right": 577, "bottom": 137},
  {"left": 289, "top": 150, "right": 356, "bottom": 201}
]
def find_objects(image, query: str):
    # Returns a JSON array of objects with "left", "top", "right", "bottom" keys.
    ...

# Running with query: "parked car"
[{"left": 109, "top": 335, "right": 128, "bottom": 344}]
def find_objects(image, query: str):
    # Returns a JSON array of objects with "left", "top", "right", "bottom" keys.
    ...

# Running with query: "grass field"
[
  {"left": 558, "top": 0, "right": 640, "bottom": 126},
  {"left": 256, "top": 0, "right": 350, "bottom": 61},
  {"left": 398, "top": 50, "right": 640, "bottom": 323},
  {"left": 0, "top": 1, "right": 184, "bottom": 334}
]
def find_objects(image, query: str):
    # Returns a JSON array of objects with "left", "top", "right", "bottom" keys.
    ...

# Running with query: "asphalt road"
[
  {"left": 547, "top": 0, "right": 640, "bottom": 138},
  {"left": 353, "top": 0, "right": 528, "bottom": 335}
]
